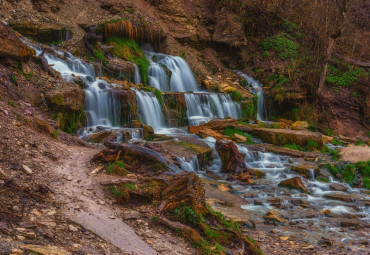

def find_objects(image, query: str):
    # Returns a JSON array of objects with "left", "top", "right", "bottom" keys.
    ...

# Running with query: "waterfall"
[
  {"left": 85, "top": 80, "right": 121, "bottom": 127},
  {"left": 135, "top": 90, "right": 165, "bottom": 131},
  {"left": 177, "top": 156, "right": 200, "bottom": 172},
  {"left": 30, "top": 44, "right": 122, "bottom": 129},
  {"left": 185, "top": 93, "right": 241, "bottom": 126},
  {"left": 144, "top": 46, "right": 199, "bottom": 92},
  {"left": 237, "top": 71, "right": 267, "bottom": 121}
]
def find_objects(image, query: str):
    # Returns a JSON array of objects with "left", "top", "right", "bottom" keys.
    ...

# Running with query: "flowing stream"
[{"left": 237, "top": 71, "right": 267, "bottom": 121}]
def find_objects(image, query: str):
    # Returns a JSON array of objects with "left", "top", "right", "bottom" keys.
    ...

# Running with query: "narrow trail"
[{"left": 52, "top": 144, "right": 156, "bottom": 255}]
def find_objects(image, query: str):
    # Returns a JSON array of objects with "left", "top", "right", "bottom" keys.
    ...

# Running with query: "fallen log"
[{"left": 95, "top": 142, "right": 182, "bottom": 173}]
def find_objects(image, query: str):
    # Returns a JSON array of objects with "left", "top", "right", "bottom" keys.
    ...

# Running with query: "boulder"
[
  {"left": 236, "top": 172, "right": 253, "bottom": 184},
  {"left": 88, "top": 131, "right": 113, "bottom": 143},
  {"left": 248, "top": 168, "right": 266, "bottom": 178},
  {"left": 45, "top": 83, "right": 85, "bottom": 133},
  {"left": 292, "top": 121, "right": 309, "bottom": 130},
  {"left": 340, "top": 146, "right": 370, "bottom": 162},
  {"left": 321, "top": 135, "right": 333, "bottom": 143},
  {"left": 215, "top": 140, "right": 248, "bottom": 173},
  {"left": 291, "top": 164, "right": 318, "bottom": 178},
  {"left": 111, "top": 89, "right": 139, "bottom": 125},
  {"left": 324, "top": 193, "right": 360, "bottom": 202},
  {"left": 249, "top": 128, "right": 323, "bottom": 149},
  {"left": 264, "top": 210, "right": 286, "bottom": 224},
  {"left": 205, "top": 118, "right": 237, "bottom": 131},
  {"left": 232, "top": 133, "right": 247, "bottom": 143},
  {"left": 329, "top": 183, "right": 348, "bottom": 192},
  {"left": 279, "top": 177, "right": 309, "bottom": 194},
  {"left": 142, "top": 124, "right": 154, "bottom": 140},
  {"left": 162, "top": 92, "right": 187, "bottom": 127},
  {"left": 188, "top": 126, "right": 223, "bottom": 140},
  {"left": 0, "top": 23, "right": 34, "bottom": 61}
]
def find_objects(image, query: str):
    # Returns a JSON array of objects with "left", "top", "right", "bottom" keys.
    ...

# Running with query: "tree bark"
[{"left": 317, "top": 37, "right": 335, "bottom": 96}]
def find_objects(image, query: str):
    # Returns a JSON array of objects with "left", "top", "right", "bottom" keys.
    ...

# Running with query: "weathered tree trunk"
[{"left": 317, "top": 37, "right": 335, "bottom": 96}]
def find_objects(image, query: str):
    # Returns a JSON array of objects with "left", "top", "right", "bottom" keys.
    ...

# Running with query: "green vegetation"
[
  {"left": 94, "top": 49, "right": 106, "bottom": 64},
  {"left": 331, "top": 137, "right": 343, "bottom": 146},
  {"left": 107, "top": 160, "right": 128, "bottom": 175},
  {"left": 52, "top": 129, "right": 59, "bottom": 139},
  {"left": 56, "top": 108, "right": 86, "bottom": 134},
  {"left": 151, "top": 215, "right": 159, "bottom": 222},
  {"left": 223, "top": 127, "right": 254, "bottom": 144},
  {"left": 8, "top": 101, "right": 16, "bottom": 108},
  {"left": 229, "top": 90, "right": 242, "bottom": 101},
  {"left": 106, "top": 37, "right": 150, "bottom": 85},
  {"left": 326, "top": 64, "right": 368, "bottom": 87},
  {"left": 324, "top": 161, "right": 370, "bottom": 189},
  {"left": 284, "top": 143, "right": 302, "bottom": 151},
  {"left": 316, "top": 177, "right": 329, "bottom": 183},
  {"left": 355, "top": 139, "right": 366, "bottom": 146},
  {"left": 284, "top": 139, "right": 319, "bottom": 152},
  {"left": 262, "top": 33, "right": 299, "bottom": 60},
  {"left": 11, "top": 74, "right": 17, "bottom": 86},
  {"left": 241, "top": 97, "right": 256, "bottom": 120}
]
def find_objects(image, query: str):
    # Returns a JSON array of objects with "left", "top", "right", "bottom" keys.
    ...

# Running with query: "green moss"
[
  {"left": 51, "top": 94, "right": 64, "bottom": 106},
  {"left": 106, "top": 37, "right": 150, "bottom": 85},
  {"left": 229, "top": 90, "right": 242, "bottom": 101},
  {"left": 57, "top": 108, "right": 86, "bottom": 134},
  {"left": 241, "top": 97, "right": 257, "bottom": 120},
  {"left": 107, "top": 161, "right": 128, "bottom": 175}
]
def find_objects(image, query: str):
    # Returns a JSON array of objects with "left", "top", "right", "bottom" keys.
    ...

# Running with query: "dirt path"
[{"left": 52, "top": 144, "right": 157, "bottom": 255}]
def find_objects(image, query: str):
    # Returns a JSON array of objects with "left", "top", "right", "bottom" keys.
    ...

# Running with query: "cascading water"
[
  {"left": 131, "top": 63, "right": 141, "bottom": 84},
  {"left": 177, "top": 156, "right": 200, "bottom": 172},
  {"left": 144, "top": 46, "right": 199, "bottom": 92},
  {"left": 237, "top": 71, "right": 267, "bottom": 121},
  {"left": 29, "top": 43, "right": 123, "bottom": 130},
  {"left": 135, "top": 90, "right": 165, "bottom": 131},
  {"left": 185, "top": 93, "right": 242, "bottom": 126}
]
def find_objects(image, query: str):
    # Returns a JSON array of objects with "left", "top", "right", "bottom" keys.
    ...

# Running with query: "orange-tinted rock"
[
  {"left": 215, "top": 140, "right": 248, "bottom": 173},
  {"left": 188, "top": 126, "right": 223, "bottom": 140},
  {"left": 205, "top": 118, "right": 237, "bottom": 131},
  {"left": 264, "top": 210, "right": 286, "bottom": 224},
  {"left": 218, "top": 184, "right": 231, "bottom": 192},
  {"left": 236, "top": 172, "right": 253, "bottom": 184},
  {"left": 0, "top": 23, "right": 34, "bottom": 61},
  {"left": 292, "top": 121, "right": 309, "bottom": 130},
  {"left": 279, "top": 177, "right": 309, "bottom": 194},
  {"left": 232, "top": 133, "right": 247, "bottom": 143}
]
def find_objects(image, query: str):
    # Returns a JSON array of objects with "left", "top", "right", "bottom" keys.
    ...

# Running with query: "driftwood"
[
  {"left": 32, "top": 53, "right": 57, "bottom": 77},
  {"left": 332, "top": 52, "right": 370, "bottom": 68},
  {"left": 101, "top": 142, "right": 182, "bottom": 173},
  {"left": 84, "top": 25, "right": 103, "bottom": 56}
]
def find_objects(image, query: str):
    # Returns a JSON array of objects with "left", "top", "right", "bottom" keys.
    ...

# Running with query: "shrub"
[
  {"left": 326, "top": 64, "right": 368, "bottom": 87},
  {"left": 262, "top": 33, "right": 298, "bottom": 60}
]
